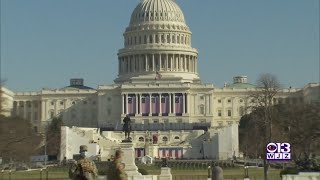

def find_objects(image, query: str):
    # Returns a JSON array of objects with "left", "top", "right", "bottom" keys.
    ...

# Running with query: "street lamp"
[
  {"left": 40, "top": 122, "right": 49, "bottom": 168},
  {"left": 244, "top": 166, "right": 249, "bottom": 178},
  {"left": 207, "top": 166, "right": 211, "bottom": 178}
]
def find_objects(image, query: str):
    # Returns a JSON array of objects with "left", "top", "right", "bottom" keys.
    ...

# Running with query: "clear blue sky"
[{"left": 1, "top": 0, "right": 319, "bottom": 92}]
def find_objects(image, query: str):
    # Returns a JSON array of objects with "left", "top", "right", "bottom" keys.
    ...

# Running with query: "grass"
[{"left": 0, "top": 165, "right": 282, "bottom": 180}]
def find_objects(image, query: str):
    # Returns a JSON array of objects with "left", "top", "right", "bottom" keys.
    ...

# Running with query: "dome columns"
[{"left": 118, "top": 53, "right": 197, "bottom": 75}]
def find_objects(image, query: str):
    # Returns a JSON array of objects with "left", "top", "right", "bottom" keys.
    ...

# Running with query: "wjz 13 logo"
[{"left": 266, "top": 143, "right": 291, "bottom": 160}]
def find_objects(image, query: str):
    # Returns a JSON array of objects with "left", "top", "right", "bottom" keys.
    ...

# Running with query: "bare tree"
[
  {"left": 249, "top": 73, "right": 281, "bottom": 180},
  {"left": 0, "top": 116, "right": 42, "bottom": 162}
]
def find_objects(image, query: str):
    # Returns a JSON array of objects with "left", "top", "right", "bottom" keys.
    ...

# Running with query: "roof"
[
  {"left": 225, "top": 83, "right": 256, "bottom": 89},
  {"left": 61, "top": 85, "right": 94, "bottom": 90},
  {"left": 130, "top": 0, "right": 186, "bottom": 25}
]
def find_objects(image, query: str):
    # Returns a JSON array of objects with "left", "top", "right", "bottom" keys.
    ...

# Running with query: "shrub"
[
  {"left": 280, "top": 167, "right": 299, "bottom": 177},
  {"left": 138, "top": 168, "right": 149, "bottom": 175},
  {"left": 98, "top": 168, "right": 108, "bottom": 175}
]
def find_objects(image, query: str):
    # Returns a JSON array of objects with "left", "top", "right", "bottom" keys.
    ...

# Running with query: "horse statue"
[{"left": 122, "top": 114, "right": 132, "bottom": 142}]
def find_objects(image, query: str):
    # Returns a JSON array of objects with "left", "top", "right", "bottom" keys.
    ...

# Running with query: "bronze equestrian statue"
[{"left": 122, "top": 114, "right": 132, "bottom": 141}]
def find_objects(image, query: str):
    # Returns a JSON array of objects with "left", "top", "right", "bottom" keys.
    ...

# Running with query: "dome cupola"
[
  {"left": 129, "top": 0, "right": 186, "bottom": 26},
  {"left": 114, "top": 0, "right": 200, "bottom": 84}
]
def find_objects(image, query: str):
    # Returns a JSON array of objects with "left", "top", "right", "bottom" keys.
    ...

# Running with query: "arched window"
[
  {"left": 162, "top": 136, "right": 168, "bottom": 142},
  {"left": 174, "top": 136, "right": 180, "bottom": 140},
  {"left": 144, "top": 35, "right": 147, "bottom": 44},
  {"left": 239, "top": 107, "right": 245, "bottom": 116},
  {"left": 138, "top": 137, "right": 144, "bottom": 142}
]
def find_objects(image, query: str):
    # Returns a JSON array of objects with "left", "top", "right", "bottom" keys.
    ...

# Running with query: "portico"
[{"left": 121, "top": 93, "right": 189, "bottom": 117}]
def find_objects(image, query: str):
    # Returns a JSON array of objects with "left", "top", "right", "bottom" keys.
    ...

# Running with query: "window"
[
  {"left": 162, "top": 136, "right": 168, "bottom": 142},
  {"left": 51, "top": 101, "right": 54, "bottom": 106},
  {"left": 218, "top": 99, "right": 222, "bottom": 103},
  {"left": 218, "top": 110, "right": 222, "bottom": 117},
  {"left": 199, "top": 96, "right": 204, "bottom": 100},
  {"left": 199, "top": 105, "right": 205, "bottom": 115},
  {"left": 153, "top": 119, "right": 159, "bottom": 123},
  {"left": 144, "top": 35, "right": 147, "bottom": 44},
  {"left": 60, "top": 101, "right": 64, "bottom": 105},
  {"left": 251, "top": 99, "right": 255, "bottom": 103},
  {"left": 27, "top": 101, "right": 31, "bottom": 108},
  {"left": 50, "top": 111, "right": 54, "bottom": 118},
  {"left": 174, "top": 136, "right": 180, "bottom": 140},
  {"left": 228, "top": 110, "right": 232, "bottom": 117},
  {"left": 239, "top": 99, "right": 243, "bottom": 103},
  {"left": 228, "top": 99, "right": 232, "bottom": 103},
  {"left": 33, "top": 112, "right": 38, "bottom": 121},
  {"left": 239, "top": 107, "right": 245, "bottom": 116},
  {"left": 138, "top": 137, "right": 144, "bottom": 142}
]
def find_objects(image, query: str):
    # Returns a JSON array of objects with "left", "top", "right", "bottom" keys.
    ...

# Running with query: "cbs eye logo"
[{"left": 266, "top": 143, "right": 291, "bottom": 153}]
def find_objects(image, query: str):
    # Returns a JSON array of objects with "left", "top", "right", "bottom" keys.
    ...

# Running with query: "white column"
[
  {"left": 122, "top": 94, "right": 125, "bottom": 114},
  {"left": 41, "top": 100, "right": 46, "bottom": 121},
  {"left": 54, "top": 100, "right": 58, "bottom": 116},
  {"left": 152, "top": 54, "right": 155, "bottom": 71},
  {"left": 159, "top": 54, "right": 162, "bottom": 71},
  {"left": 170, "top": 55, "right": 173, "bottom": 71},
  {"left": 182, "top": 94, "right": 186, "bottom": 114},
  {"left": 209, "top": 95, "right": 212, "bottom": 115},
  {"left": 195, "top": 57, "right": 198, "bottom": 73},
  {"left": 23, "top": 101, "right": 27, "bottom": 119},
  {"left": 139, "top": 94, "right": 142, "bottom": 115},
  {"left": 186, "top": 93, "right": 190, "bottom": 114},
  {"left": 135, "top": 94, "right": 138, "bottom": 115},
  {"left": 126, "top": 94, "right": 129, "bottom": 115},
  {"left": 165, "top": 54, "right": 168, "bottom": 71},
  {"left": 145, "top": 55, "right": 148, "bottom": 72},
  {"left": 173, "top": 93, "right": 176, "bottom": 114},
  {"left": 169, "top": 93, "right": 172, "bottom": 114},
  {"left": 159, "top": 93, "right": 162, "bottom": 115},
  {"left": 184, "top": 55, "right": 187, "bottom": 72},
  {"left": 30, "top": 101, "right": 34, "bottom": 122},
  {"left": 149, "top": 93, "right": 152, "bottom": 116}
]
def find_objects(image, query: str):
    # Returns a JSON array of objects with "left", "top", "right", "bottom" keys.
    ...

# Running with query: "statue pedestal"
[
  {"left": 120, "top": 142, "right": 142, "bottom": 178},
  {"left": 159, "top": 167, "right": 172, "bottom": 180}
]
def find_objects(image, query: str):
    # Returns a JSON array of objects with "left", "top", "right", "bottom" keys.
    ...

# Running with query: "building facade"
[{"left": 1, "top": 0, "right": 319, "bottom": 160}]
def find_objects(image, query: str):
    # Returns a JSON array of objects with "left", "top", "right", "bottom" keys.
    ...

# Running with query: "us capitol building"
[{"left": 1, "top": 0, "right": 319, "bottom": 160}]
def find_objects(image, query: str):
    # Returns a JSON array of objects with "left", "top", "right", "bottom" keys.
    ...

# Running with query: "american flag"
[
  {"left": 141, "top": 95, "right": 150, "bottom": 114},
  {"left": 161, "top": 96, "right": 169, "bottom": 114},
  {"left": 128, "top": 96, "right": 136, "bottom": 114},
  {"left": 175, "top": 95, "right": 183, "bottom": 114}
]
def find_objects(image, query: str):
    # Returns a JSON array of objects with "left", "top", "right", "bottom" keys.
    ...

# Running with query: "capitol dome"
[
  {"left": 130, "top": 0, "right": 186, "bottom": 25},
  {"left": 115, "top": 0, "right": 200, "bottom": 84}
]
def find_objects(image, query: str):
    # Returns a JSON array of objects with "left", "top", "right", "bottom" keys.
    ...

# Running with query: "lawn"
[{"left": 0, "top": 165, "right": 282, "bottom": 180}]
